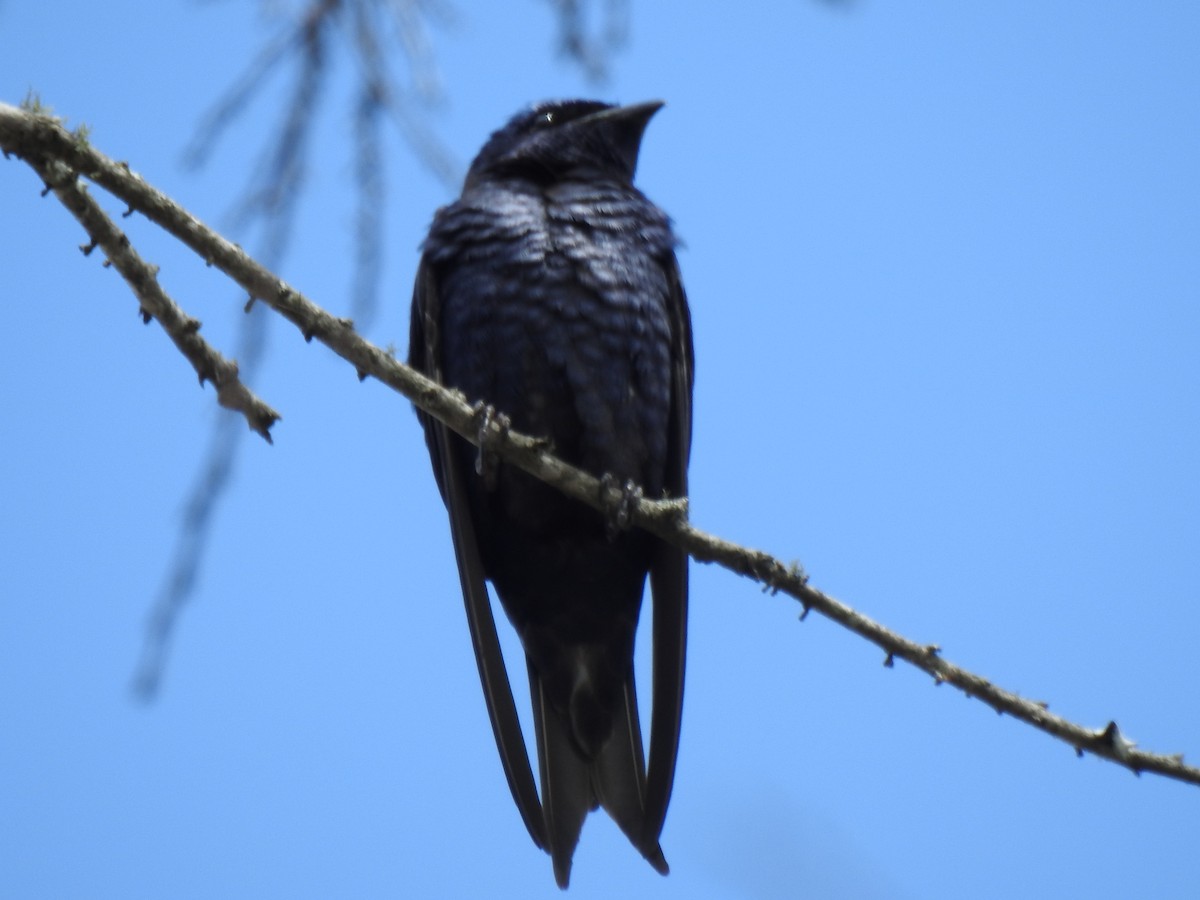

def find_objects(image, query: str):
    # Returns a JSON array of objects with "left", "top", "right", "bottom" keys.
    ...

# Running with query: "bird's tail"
[{"left": 528, "top": 663, "right": 668, "bottom": 888}]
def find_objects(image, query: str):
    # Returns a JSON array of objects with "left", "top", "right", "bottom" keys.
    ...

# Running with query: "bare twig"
[
  {"left": 131, "top": 412, "right": 243, "bottom": 697},
  {"left": 155, "top": 2, "right": 459, "bottom": 677},
  {"left": 2, "top": 100, "right": 1195, "bottom": 789},
  {"left": 165, "top": 5, "right": 350, "bottom": 692},
  {"left": 180, "top": 24, "right": 300, "bottom": 169},
  {"left": 4, "top": 115, "right": 280, "bottom": 442},
  {"left": 3, "top": 101, "right": 285, "bottom": 695},
  {"left": 186, "top": 0, "right": 458, "bottom": 320}
]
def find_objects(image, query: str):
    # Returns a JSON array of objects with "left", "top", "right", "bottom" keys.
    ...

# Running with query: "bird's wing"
[
  {"left": 527, "top": 660, "right": 590, "bottom": 888},
  {"left": 409, "top": 257, "right": 548, "bottom": 851},
  {"left": 642, "top": 255, "right": 694, "bottom": 845}
]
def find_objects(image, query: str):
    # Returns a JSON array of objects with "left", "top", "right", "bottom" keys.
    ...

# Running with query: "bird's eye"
[{"left": 539, "top": 112, "right": 555, "bottom": 127}]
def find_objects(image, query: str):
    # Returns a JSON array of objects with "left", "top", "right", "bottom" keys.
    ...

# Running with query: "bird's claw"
[
  {"left": 601, "top": 474, "right": 643, "bottom": 540},
  {"left": 472, "top": 402, "right": 510, "bottom": 489}
]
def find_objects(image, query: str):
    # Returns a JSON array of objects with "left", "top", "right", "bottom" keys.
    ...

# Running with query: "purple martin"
[{"left": 409, "top": 100, "right": 693, "bottom": 887}]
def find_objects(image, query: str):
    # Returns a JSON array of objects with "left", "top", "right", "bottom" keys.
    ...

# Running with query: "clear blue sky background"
[{"left": 3, "top": 2, "right": 1199, "bottom": 898}]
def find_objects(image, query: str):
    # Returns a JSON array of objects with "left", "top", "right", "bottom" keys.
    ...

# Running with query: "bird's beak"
[
  {"left": 580, "top": 100, "right": 665, "bottom": 176},
  {"left": 585, "top": 100, "right": 666, "bottom": 127}
]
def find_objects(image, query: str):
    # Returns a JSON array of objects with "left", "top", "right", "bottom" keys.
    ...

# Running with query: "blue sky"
[{"left": 3, "top": 2, "right": 1199, "bottom": 898}]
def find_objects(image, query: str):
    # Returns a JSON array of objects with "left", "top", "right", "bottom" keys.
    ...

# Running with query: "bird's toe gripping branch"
[
  {"left": 471, "top": 401, "right": 510, "bottom": 490},
  {"left": 600, "top": 473, "right": 644, "bottom": 541}
]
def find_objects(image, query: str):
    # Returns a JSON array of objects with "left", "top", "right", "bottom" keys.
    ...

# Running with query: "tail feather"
[
  {"left": 594, "top": 680, "right": 669, "bottom": 874},
  {"left": 529, "top": 662, "right": 668, "bottom": 888}
]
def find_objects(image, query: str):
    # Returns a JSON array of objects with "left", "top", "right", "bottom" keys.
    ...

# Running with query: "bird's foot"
[
  {"left": 600, "top": 474, "right": 643, "bottom": 541},
  {"left": 471, "top": 401, "right": 510, "bottom": 490}
]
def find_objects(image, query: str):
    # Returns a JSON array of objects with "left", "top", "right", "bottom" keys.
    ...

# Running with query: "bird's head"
[{"left": 463, "top": 99, "right": 664, "bottom": 191}]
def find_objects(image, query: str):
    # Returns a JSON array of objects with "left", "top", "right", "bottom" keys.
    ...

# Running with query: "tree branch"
[
  {"left": 3, "top": 104, "right": 280, "bottom": 441},
  {"left": 2, "top": 100, "right": 1195, "bottom": 789}
]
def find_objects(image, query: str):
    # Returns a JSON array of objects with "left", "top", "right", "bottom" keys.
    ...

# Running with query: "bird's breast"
[{"left": 434, "top": 182, "right": 675, "bottom": 494}]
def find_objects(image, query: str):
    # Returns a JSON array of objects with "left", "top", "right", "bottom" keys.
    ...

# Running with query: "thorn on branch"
[
  {"left": 798, "top": 604, "right": 810, "bottom": 622},
  {"left": 182, "top": 317, "right": 201, "bottom": 335},
  {"left": 764, "top": 560, "right": 809, "bottom": 597},
  {"left": 244, "top": 295, "right": 257, "bottom": 313},
  {"left": 79, "top": 239, "right": 97, "bottom": 256},
  {"left": 883, "top": 653, "right": 894, "bottom": 668},
  {"left": 746, "top": 553, "right": 778, "bottom": 590},
  {"left": 122, "top": 205, "right": 135, "bottom": 218},
  {"left": 249, "top": 402, "right": 279, "bottom": 433},
  {"left": 276, "top": 286, "right": 295, "bottom": 308},
  {"left": 1098, "top": 721, "right": 1136, "bottom": 761}
]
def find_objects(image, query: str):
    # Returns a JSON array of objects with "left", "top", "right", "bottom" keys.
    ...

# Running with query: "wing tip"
[
  {"left": 549, "top": 830, "right": 668, "bottom": 886},
  {"left": 553, "top": 852, "right": 573, "bottom": 889}
]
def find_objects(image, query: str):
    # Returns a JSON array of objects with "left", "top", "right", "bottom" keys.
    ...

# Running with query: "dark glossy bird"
[{"left": 409, "top": 99, "right": 693, "bottom": 888}]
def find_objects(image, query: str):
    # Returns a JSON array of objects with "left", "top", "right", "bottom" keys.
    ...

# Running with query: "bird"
[{"left": 408, "top": 99, "right": 693, "bottom": 888}]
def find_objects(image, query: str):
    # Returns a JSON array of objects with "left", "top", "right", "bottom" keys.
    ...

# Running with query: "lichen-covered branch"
[{"left": 2, "top": 100, "right": 1195, "bottom": 790}]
